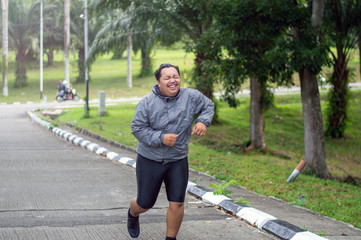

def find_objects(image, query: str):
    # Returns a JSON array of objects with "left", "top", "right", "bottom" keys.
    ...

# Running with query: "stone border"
[{"left": 27, "top": 110, "right": 328, "bottom": 240}]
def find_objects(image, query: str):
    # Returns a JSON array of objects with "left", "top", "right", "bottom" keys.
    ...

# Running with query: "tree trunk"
[
  {"left": 64, "top": 0, "right": 70, "bottom": 83},
  {"left": 2, "top": 0, "right": 8, "bottom": 96},
  {"left": 76, "top": 47, "right": 85, "bottom": 83},
  {"left": 299, "top": 69, "right": 330, "bottom": 178},
  {"left": 15, "top": 45, "right": 27, "bottom": 88},
  {"left": 46, "top": 50, "right": 54, "bottom": 66},
  {"left": 140, "top": 47, "right": 152, "bottom": 77},
  {"left": 248, "top": 76, "right": 266, "bottom": 150},
  {"left": 357, "top": 29, "right": 361, "bottom": 80},
  {"left": 326, "top": 50, "right": 349, "bottom": 138}
]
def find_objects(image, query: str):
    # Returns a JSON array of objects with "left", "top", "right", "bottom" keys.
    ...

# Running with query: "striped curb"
[{"left": 27, "top": 110, "right": 328, "bottom": 240}]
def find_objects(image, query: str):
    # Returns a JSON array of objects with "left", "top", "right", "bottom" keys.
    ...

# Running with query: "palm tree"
[
  {"left": 31, "top": 0, "right": 63, "bottom": 66},
  {"left": 88, "top": 7, "right": 166, "bottom": 78},
  {"left": 8, "top": 0, "right": 38, "bottom": 88},
  {"left": 91, "top": 0, "right": 216, "bottom": 100},
  {"left": 132, "top": 0, "right": 215, "bottom": 99},
  {"left": 324, "top": 0, "right": 361, "bottom": 138},
  {"left": 2, "top": 0, "right": 8, "bottom": 96}
]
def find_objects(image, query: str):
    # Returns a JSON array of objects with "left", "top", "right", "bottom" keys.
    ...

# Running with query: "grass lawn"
[{"left": 49, "top": 90, "right": 361, "bottom": 230}]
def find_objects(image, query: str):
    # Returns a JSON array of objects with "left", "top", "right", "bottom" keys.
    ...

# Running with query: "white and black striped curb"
[{"left": 27, "top": 110, "right": 328, "bottom": 240}]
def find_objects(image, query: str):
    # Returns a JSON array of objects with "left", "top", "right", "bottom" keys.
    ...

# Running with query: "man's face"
[{"left": 157, "top": 67, "right": 181, "bottom": 97}]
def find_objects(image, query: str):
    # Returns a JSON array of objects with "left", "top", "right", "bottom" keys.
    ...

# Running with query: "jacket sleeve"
[
  {"left": 131, "top": 98, "right": 164, "bottom": 147},
  {"left": 193, "top": 90, "right": 215, "bottom": 127}
]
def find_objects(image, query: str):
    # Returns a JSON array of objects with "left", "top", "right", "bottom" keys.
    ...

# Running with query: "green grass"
[{"left": 50, "top": 90, "right": 361, "bottom": 229}]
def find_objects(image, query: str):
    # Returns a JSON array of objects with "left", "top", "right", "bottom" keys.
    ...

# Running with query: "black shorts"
[{"left": 135, "top": 154, "right": 189, "bottom": 209}]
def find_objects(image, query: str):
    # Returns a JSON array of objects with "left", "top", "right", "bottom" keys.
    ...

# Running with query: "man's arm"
[
  {"left": 131, "top": 100, "right": 164, "bottom": 147},
  {"left": 194, "top": 90, "right": 215, "bottom": 128}
]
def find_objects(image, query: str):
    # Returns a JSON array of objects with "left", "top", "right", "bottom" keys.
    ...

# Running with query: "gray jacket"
[{"left": 131, "top": 84, "right": 215, "bottom": 163}]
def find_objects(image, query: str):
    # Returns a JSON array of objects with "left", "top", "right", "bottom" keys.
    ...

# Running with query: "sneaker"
[{"left": 127, "top": 209, "right": 140, "bottom": 238}]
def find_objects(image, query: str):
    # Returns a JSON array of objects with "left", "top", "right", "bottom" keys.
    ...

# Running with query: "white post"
[
  {"left": 2, "top": 0, "right": 8, "bottom": 97},
  {"left": 40, "top": 0, "right": 43, "bottom": 99}
]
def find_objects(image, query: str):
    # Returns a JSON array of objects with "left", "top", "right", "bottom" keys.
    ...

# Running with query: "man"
[{"left": 127, "top": 63, "right": 214, "bottom": 239}]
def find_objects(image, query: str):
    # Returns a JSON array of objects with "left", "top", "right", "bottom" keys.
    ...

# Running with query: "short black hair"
[{"left": 154, "top": 63, "right": 180, "bottom": 81}]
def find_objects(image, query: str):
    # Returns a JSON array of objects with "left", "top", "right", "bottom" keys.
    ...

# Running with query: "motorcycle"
[{"left": 56, "top": 88, "right": 80, "bottom": 102}]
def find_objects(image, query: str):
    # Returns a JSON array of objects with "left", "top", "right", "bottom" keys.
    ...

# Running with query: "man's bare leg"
[
  {"left": 166, "top": 201, "right": 184, "bottom": 238},
  {"left": 127, "top": 197, "right": 149, "bottom": 238},
  {"left": 129, "top": 197, "right": 148, "bottom": 217}
]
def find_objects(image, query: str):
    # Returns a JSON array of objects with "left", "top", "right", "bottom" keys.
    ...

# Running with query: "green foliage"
[
  {"left": 209, "top": 180, "right": 238, "bottom": 198},
  {"left": 234, "top": 197, "right": 253, "bottom": 205},
  {"left": 207, "top": 0, "right": 297, "bottom": 108}
]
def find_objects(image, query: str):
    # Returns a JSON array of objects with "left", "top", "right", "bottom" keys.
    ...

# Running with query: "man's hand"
[
  {"left": 163, "top": 134, "right": 178, "bottom": 147},
  {"left": 192, "top": 122, "right": 207, "bottom": 136}
]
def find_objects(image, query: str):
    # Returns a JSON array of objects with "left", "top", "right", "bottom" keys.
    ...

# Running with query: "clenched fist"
[{"left": 163, "top": 134, "right": 178, "bottom": 147}]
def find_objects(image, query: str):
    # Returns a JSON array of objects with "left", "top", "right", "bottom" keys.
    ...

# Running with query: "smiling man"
[{"left": 127, "top": 63, "right": 215, "bottom": 239}]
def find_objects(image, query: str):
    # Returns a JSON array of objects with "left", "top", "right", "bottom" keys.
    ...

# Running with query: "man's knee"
[{"left": 169, "top": 201, "right": 184, "bottom": 210}]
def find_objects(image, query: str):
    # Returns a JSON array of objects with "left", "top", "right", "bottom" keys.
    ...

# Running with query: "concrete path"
[{"left": 1, "top": 102, "right": 360, "bottom": 240}]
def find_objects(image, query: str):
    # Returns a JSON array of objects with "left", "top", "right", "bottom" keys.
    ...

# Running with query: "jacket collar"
[{"left": 152, "top": 84, "right": 181, "bottom": 100}]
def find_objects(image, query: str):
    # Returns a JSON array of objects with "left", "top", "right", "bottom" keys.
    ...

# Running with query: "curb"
[{"left": 27, "top": 110, "right": 328, "bottom": 240}]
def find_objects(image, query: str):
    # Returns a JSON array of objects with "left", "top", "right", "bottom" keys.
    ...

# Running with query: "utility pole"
[
  {"left": 40, "top": 0, "right": 43, "bottom": 99},
  {"left": 84, "top": 0, "right": 89, "bottom": 113}
]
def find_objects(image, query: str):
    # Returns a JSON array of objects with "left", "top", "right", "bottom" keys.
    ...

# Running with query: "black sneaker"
[{"left": 127, "top": 209, "right": 140, "bottom": 238}]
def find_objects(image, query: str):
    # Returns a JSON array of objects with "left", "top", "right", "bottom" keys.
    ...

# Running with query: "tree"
[
  {"left": 31, "top": 0, "right": 63, "bottom": 66},
  {"left": 43, "top": 0, "right": 63, "bottom": 66},
  {"left": 289, "top": 0, "right": 330, "bottom": 178},
  {"left": 94, "top": 0, "right": 216, "bottom": 100},
  {"left": 69, "top": 0, "right": 105, "bottom": 83},
  {"left": 8, "top": 0, "right": 38, "bottom": 88},
  {"left": 89, "top": 2, "right": 178, "bottom": 79},
  {"left": 324, "top": 0, "right": 361, "bottom": 138},
  {"left": 2, "top": 0, "right": 8, "bottom": 96},
  {"left": 209, "top": 0, "right": 294, "bottom": 150}
]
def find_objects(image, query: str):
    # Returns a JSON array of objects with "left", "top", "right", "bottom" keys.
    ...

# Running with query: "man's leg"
[
  {"left": 129, "top": 197, "right": 149, "bottom": 217},
  {"left": 166, "top": 201, "right": 184, "bottom": 238},
  {"left": 127, "top": 197, "right": 149, "bottom": 238}
]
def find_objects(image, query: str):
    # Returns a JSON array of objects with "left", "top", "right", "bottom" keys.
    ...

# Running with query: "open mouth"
[{"left": 168, "top": 84, "right": 178, "bottom": 90}]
